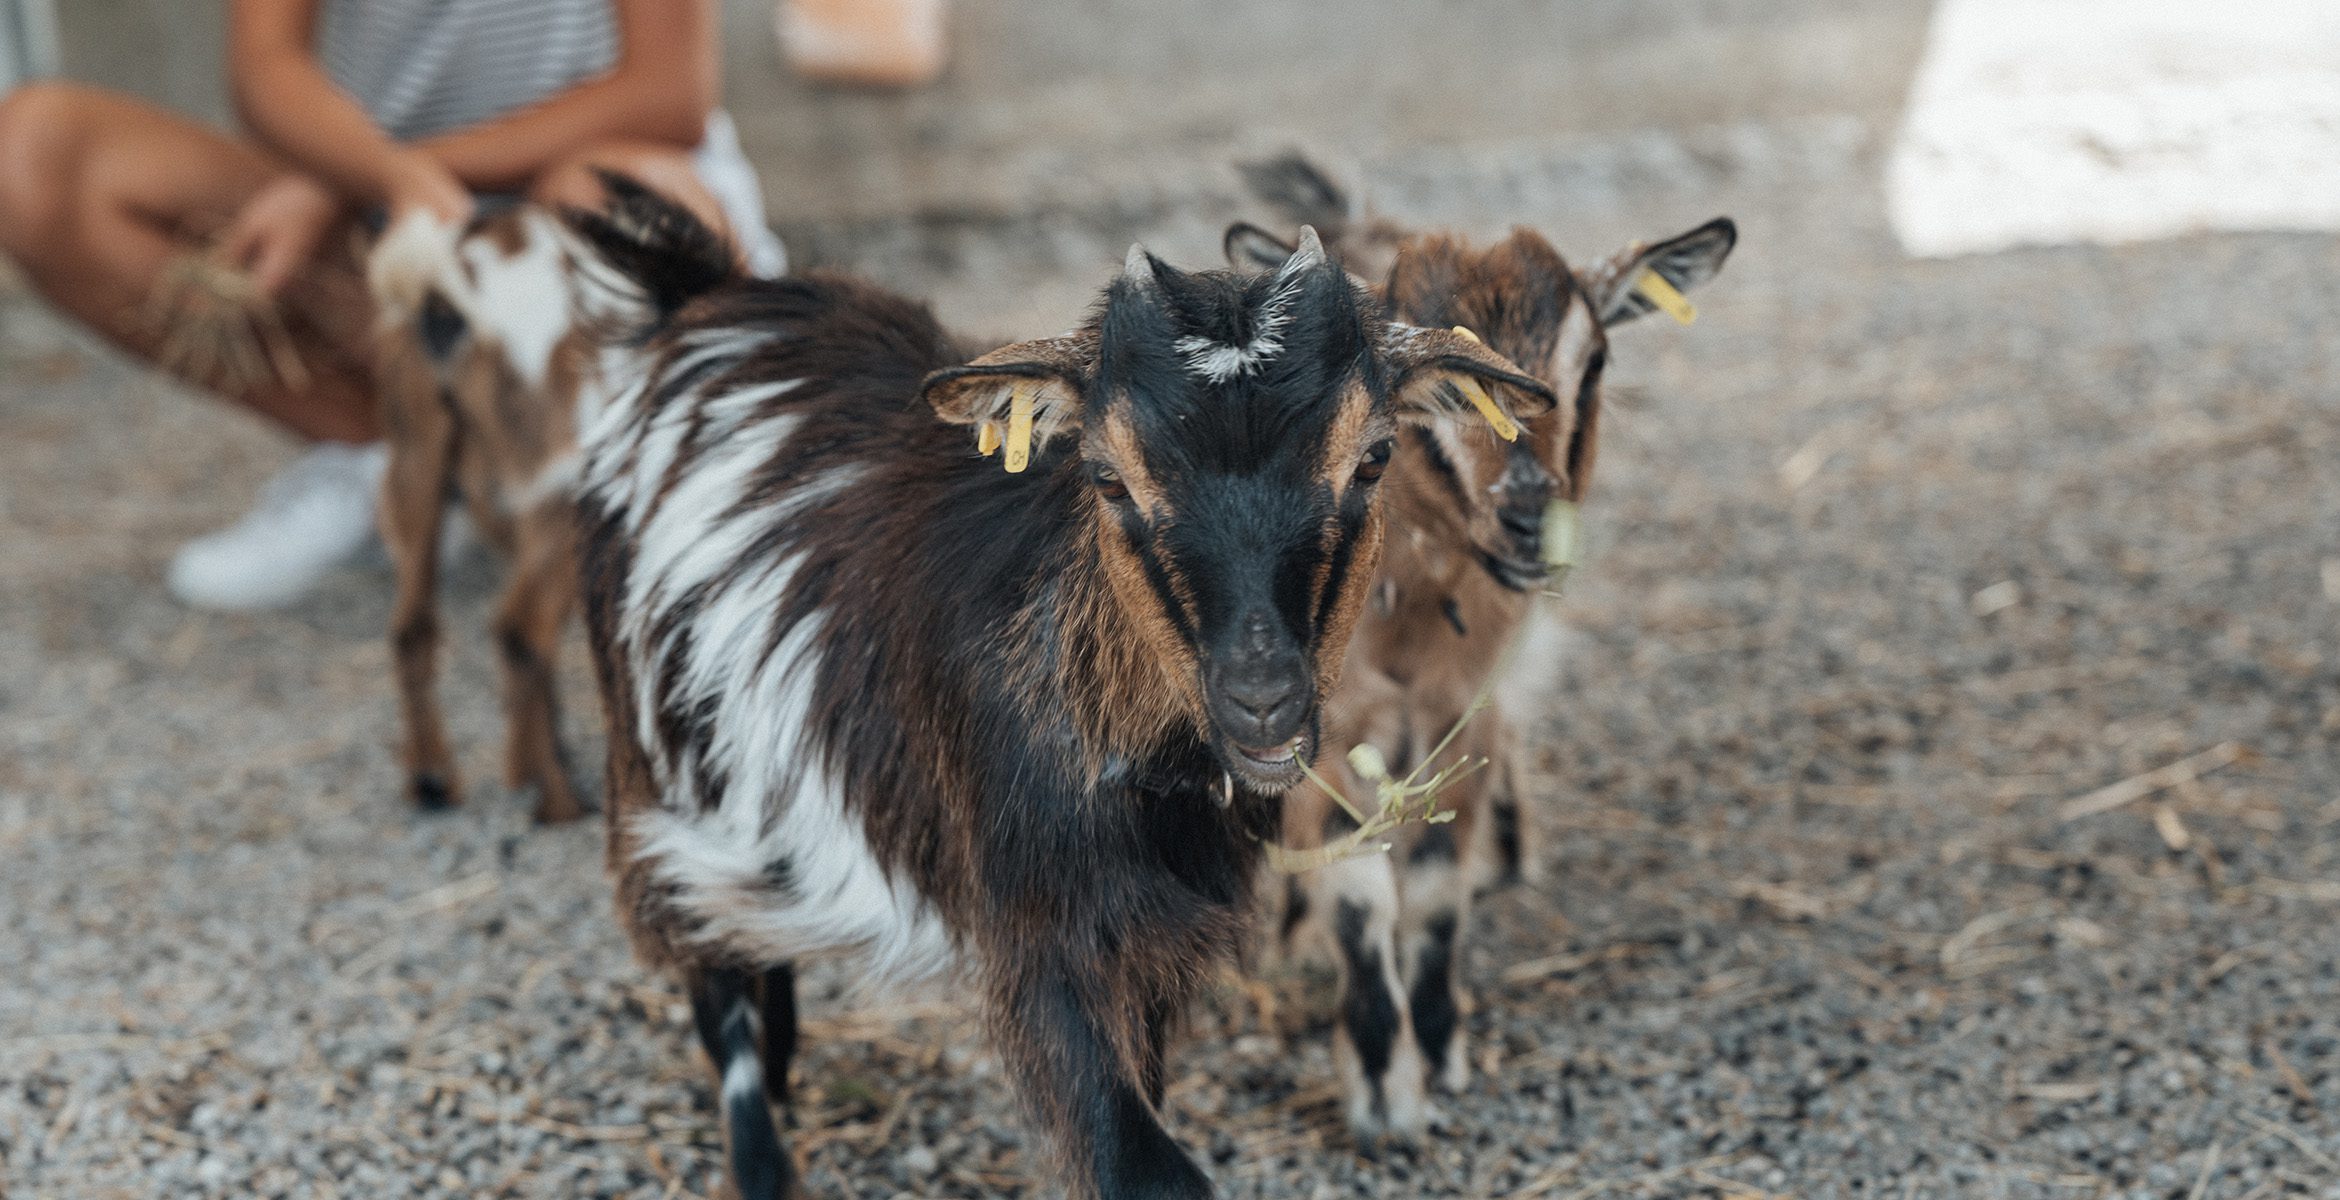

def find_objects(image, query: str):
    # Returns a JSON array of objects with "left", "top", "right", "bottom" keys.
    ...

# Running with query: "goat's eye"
[
  {"left": 1093, "top": 467, "right": 1131, "bottom": 502},
  {"left": 1355, "top": 440, "right": 1395, "bottom": 484}
]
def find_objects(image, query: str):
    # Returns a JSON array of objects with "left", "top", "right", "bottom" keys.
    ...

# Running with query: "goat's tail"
[
  {"left": 563, "top": 170, "right": 739, "bottom": 329},
  {"left": 1236, "top": 153, "right": 1356, "bottom": 241}
]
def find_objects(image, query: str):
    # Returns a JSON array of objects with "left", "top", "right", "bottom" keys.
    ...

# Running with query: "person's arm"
[
  {"left": 417, "top": 0, "right": 718, "bottom": 193},
  {"left": 227, "top": 0, "right": 467, "bottom": 219}
]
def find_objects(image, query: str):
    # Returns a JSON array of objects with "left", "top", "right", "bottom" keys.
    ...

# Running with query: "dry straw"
[
  {"left": 1263, "top": 679, "right": 1493, "bottom": 875},
  {"left": 141, "top": 253, "right": 310, "bottom": 395},
  {"left": 1264, "top": 497, "right": 1584, "bottom": 873}
]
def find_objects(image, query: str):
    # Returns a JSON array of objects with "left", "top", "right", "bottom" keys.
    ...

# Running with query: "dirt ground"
[{"left": 3, "top": 106, "right": 2339, "bottom": 1200}]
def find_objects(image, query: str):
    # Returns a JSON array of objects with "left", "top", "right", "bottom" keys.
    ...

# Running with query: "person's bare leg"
[
  {"left": 0, "top": 82, "right": 392, "bottom": 608},
  {"left": 0, "top": 81, "right": 378, "bottom": 443}
]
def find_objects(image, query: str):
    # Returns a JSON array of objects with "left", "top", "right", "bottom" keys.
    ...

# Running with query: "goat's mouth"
[
  {"left": 1219, "top": 730, "right": 1314, "bottom": 793},
  {"left": 1476, "top": 547, "right": 1550, "bottom": 593}
]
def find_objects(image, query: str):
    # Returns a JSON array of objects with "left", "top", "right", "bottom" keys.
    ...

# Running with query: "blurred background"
[
  {"left": 3, "top": 2, "right": 2336, "bottom": 1198},
  {"left": 32, "top": 0, "right": 1936, "bottom": 326}
]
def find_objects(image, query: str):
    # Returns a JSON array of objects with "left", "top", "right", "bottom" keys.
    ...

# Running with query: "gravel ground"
[{"left": 4, "top": 123, "right": 2339, "bottom": 1200}]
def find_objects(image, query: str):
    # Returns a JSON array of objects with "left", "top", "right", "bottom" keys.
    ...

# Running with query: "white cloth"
[
  {"left": 1888, "top": 0, "right": 2340, "bottom": 257},
  {"left": 694, "top": 110, "right": 789, "bottom": 278}
]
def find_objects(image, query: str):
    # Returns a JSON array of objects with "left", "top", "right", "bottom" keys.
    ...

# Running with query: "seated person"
[{"left": 0, "top": 0, "right": 787, "bottom": 610}]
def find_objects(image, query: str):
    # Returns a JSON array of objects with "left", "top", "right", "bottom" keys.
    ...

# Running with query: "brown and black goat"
[
  {"left": 1226, "top": 155, "right": 1736, "bottom": 1141},
  {"left": 567, "top": 180, "right": 1556, "bottom": 1199},
  {"left": 367, "top": 206, "right": 634, "bottom": 823}
]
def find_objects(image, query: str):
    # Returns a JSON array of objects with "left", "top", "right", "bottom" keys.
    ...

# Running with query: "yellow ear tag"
[
  {"left": 1445, "top": 327, "right": 1519, "bottom": 442},
  {"left": 977, "top": 421, "right": 1001, "bottom": 457},
  {"left": 1541, "top": 497, "right": 1581, "bottom": 595},
  {"left": 1633, "top": 269, "right": 1697, "bottom": 325},
  {"left": 1458, "top": 380, "right": 1519, "bottom": 442},
  {"left": 1003, "top": 385, "right": 1036, "bottom": 474}
]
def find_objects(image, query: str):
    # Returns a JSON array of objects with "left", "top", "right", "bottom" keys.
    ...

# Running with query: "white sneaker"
[{"left": 167, "top": 442, "right": 388, "bottom": 611}]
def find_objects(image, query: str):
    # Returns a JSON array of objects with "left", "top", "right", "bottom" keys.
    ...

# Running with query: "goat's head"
[
  {"left": 1228, "top": 214, "right": 1736, "bottom": 591},
  {"left": 923, "top": 232, "right": 1556, "bottom": 790}
]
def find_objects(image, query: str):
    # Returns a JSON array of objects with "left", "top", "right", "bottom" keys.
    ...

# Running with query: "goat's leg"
[
  {"left": 380, "top": 388, "right": 461, "bottom": 811},
  {"left": 689, "top": 963, "right": 794, "bottom": 1200},
  {"left": 1398, "top": 792, "right": 1481, "bottom": 1097},
  {"left": 755, "top": 962, "right": 798, "bottom": 1109},
  {"left": 1315, "top": 852, "right": 1428, "bottom": 1145},
  {"left": 1477, "top": 711, "right": 1543, "bottom": 892},
  {"left": 492, "top": 503, "right": 584, "bottom": 823},
  {"left": 998, "top": 965, "right": 1212, "bottom": 1200}
]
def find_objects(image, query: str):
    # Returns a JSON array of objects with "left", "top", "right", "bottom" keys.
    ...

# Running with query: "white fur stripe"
[
  {"left": 582, "top": 328, "right": 955, "bottom": 987},
  {"left": 1173, "top": 268, "right": 1302, "bottom": 382}
]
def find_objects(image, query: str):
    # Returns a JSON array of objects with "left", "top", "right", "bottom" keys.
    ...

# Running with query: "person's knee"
[{"left": 0, "top": 81, "right": 94, "bottom": 249}]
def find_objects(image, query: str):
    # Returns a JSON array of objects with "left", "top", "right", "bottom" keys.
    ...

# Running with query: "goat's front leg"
[
  {"left": 1398, "top": 791, "right": 1480, "bottom": 1096},
  {"left": 493, "top": 501, "right": 584, "bottom": 823},
  {"left": 1315, "top": 851, "right": 1428, "bottom": 1146},
  {"left": 999, "top": 966, "right": 1212, "bottom": 1200},
  {"left": 379, "top": 376, "right": 461, "bottom": 811},
  {"left": 1475, "top": 710, "right": 1543, "bottom": 892}
]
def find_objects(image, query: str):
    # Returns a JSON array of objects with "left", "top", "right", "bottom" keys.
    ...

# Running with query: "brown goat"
[
  {"left": 366, "top": 206, "right": 630, "bottom": 824},
  {"left": 1228, "top": 156, "right": 1736, "bottom": 1141}
]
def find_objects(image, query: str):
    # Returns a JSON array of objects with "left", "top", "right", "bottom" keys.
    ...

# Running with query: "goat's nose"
[
  {"left": 1222, "top": 672, "right": 1302, "bottom": 723},
  {"left": 1498, "top": 503, "right": 1543, "bottom": 542},
  {"left": 1501, "top": 453, "right": 1558, "bottom": 504},
  {"left": 1495, "top": 453, "right": 1558, "bottom": 549}
]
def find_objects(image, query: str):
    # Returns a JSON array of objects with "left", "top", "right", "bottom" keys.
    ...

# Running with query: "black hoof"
[{"left": 411, "top": 773, "right": 456, "bottom": 811}]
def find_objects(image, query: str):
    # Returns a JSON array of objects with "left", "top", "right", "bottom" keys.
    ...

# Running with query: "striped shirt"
[{"left": 317, "top": 0, "right": 619, "bottom": 142}]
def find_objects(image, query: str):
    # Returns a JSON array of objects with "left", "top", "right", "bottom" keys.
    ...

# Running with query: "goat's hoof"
[
  {"left": 411, "top": 773, "right": 460, "bottom": 811},
  {"left": 1433, "top": 1044, "right": 1470, "bottom": 1095},
  {"left": 1343, "top": 1050, "right": 1431, "bottom": 1153},
  {"left": 1352, "top": 1125, "right": 1425, "bottom": 1162}
]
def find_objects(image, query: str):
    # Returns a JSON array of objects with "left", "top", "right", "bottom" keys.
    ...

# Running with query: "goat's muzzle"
[
  {"left": 1479, "top": 446, "right": 1560, "bottom": 591},
  {"left": 1205, "top": 641, "right": 1316, "bottom": 792}
]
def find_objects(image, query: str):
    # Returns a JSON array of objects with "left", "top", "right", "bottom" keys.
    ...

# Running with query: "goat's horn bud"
[
  {"left": 1123, "top": 243, "right": 1156, "bottom": 290},
  {"left": 1287, "top": 225, "right": 1328, "bottom": 273}
]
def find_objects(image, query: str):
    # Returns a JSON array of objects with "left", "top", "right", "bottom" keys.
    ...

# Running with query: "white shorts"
[{"left": 693, "top": 110, "right": 789, "bottom": 277}]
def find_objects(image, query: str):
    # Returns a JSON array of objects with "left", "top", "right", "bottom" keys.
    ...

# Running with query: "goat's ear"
[
  {"left": 1222, "top": 221, "right": 1297, "bottom": 272},
  {"left": 921, "top": 333, "right": 1095, "bottom": 470},
  {"left": 1580, "top": 217, "right": 1737, "bottom": 327},
  {"left": 1380, "top": 325, "right": 1558, "bottom": 439}
]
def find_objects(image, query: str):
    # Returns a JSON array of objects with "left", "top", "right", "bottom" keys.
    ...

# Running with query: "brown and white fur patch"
[{"left": 367, "top": 204, "right": 645, "bottom": 824}]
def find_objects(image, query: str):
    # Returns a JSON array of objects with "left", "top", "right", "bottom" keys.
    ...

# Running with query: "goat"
[
  {"left": 1226, "top": 155, "right": 1736, "bottom": 1142},
  {"left": 564, "top": 178, "right": 1556, "bottom": 1199},
  {"left": 367, "top": 205, "right": 633, "bottom": 824}
]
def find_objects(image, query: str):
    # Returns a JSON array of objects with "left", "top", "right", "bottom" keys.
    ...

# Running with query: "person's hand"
[
  {"left": 382, "top": 148, "right": 472, "bottom": 227},
  {"left": 216, "top": 172, "right": 343, "bottom": 296}
]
